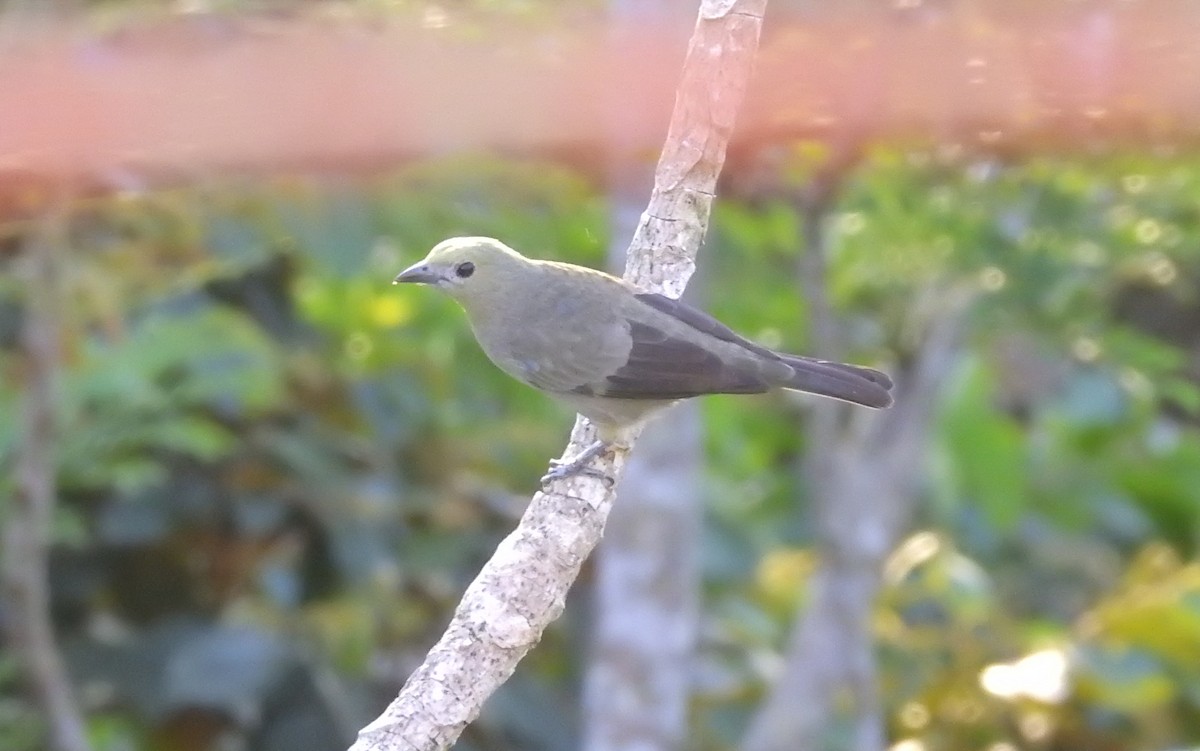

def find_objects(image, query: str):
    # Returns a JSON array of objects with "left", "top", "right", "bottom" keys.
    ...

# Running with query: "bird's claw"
[
  {"left": 540, "top": 442, "right": 613, "bottom": 488},
  {"left": 540, "top": 465, "right": 611, "bottom": 487}
]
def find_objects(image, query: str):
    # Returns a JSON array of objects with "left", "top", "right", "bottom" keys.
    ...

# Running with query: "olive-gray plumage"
[{"left": 393, "top": 237, "right": 893, "bottom": 443}]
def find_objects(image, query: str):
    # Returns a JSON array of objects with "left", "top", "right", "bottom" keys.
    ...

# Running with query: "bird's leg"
[{"left": 541, "top": 440, "right": 612, "bottom": 486}]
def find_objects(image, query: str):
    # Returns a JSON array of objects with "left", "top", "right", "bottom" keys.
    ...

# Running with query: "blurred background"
[{"left": 3, "top": 1, "right": 1200, "bottom": 750}]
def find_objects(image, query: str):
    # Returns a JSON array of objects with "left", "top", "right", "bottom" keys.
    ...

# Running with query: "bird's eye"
[{"left": 455, "top": 262, "right": 475, "bottom": 278}]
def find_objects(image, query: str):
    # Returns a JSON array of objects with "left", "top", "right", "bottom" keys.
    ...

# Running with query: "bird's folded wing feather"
[
  {"left": 522, "top": 291, "right": 891, "bottom": 404},
  {"left": 570, "top": 319, "right": 774, "bottom": 400},
  {"left": 635, "top": 292, "right": 894, "bottom": 389},
  {"left": 540, "top": 292, "right": 784, "bottom": 401}
]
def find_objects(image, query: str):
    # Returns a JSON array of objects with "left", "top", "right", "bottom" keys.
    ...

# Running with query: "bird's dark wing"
[
  {"left": 562, "top": 291, "right": 894, "bottom": 406},
  {"left": 570, "top": 318, "right": 773, "bottom": 400},
  {"left": 634, "top": 292, "right": 894, "bottom": 390},
  {"left": 633, "top": 292, "right": 779, "bottom": 359},
  {"left": 561, "top": 292, "right": 789, "bottom": 401},
  {"left": 576, "top": 292, "right": 895, "bottom": 408}
]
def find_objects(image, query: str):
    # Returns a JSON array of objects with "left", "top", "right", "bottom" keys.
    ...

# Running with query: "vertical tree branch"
[
  {"left": 743, "top": 155, "right": 888, "bottom": 751},
  {"left": 739, "top": 154, "right": 964, "bottom": 743},
  {"left": 582, "top": 404, "right": 703, "bottom": 751},
  {"left": 352, "top": 1, "right": 768, "bottom": 749},
  {"left": 744, "top": 151, "right": 963, "bottom": 751},
  {"left": 799, "top": 150, "right": 886, "bottom": 751},
  {"left": 1, "top": 203, "right": 91, "bottom": 751}
]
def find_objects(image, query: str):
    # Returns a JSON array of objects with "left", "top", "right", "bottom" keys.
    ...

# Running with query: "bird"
[{"left": 393, "top": 237, "right": 893, "bottom": 484}]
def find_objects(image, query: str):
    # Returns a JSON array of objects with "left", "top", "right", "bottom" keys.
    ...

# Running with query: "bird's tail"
[{"left": 777, "top": 354, "right": 894, "bottom": 409}]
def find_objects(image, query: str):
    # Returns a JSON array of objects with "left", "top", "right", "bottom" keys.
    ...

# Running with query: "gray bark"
[{"left": 582, "top": 403, "right": 702, "bottom": 751}]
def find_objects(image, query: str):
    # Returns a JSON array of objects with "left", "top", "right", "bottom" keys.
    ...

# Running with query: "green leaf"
[{"left": 938, "top": 357, "right": 1028, "bottom": 529}]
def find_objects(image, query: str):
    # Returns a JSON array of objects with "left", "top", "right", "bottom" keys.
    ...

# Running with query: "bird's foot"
[{"left": 540, "top": 441, "right": 612, "bottom": 487}]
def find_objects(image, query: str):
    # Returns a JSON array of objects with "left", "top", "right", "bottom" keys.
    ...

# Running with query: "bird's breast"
[{"left": 463, "top": 277, "right": 633, "bottom": 393}]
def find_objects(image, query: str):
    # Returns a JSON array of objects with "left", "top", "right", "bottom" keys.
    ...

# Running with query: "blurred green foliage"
[{"left": 3, "top": 107, "right": 1200, "bottom": 751}]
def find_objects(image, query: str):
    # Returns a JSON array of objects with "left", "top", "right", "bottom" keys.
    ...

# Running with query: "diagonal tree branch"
[{"left": 351, "top": 1, "right": 768, "bottom": 749}]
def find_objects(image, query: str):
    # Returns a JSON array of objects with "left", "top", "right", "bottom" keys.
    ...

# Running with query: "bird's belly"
[{"left": 552, "top": 391, "right": 678, "bottom": 438}]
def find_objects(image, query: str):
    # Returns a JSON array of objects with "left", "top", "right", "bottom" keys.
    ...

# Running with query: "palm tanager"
[{"left": 394, "top": 237, "right": 893, "bottom": 482}]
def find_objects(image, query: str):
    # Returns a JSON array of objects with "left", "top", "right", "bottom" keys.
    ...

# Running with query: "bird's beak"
[{"left": 393, "top": 262, "right": 444, "bottom": 285}]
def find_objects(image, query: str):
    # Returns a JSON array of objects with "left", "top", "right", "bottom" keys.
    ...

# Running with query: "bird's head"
[{"left": 393, "top": 236, "right": 529, "bottom": 305}]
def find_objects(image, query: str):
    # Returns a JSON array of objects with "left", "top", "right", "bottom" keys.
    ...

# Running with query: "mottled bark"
[{"left": 351, "top": 1, "right": 767, "bottom": 749}]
